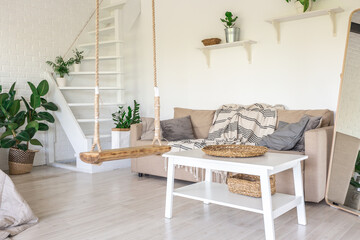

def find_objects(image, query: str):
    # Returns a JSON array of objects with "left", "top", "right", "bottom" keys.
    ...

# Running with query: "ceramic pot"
[
  {"left": 225, "top": 27, "right": 240, "bottom": 43},
  {"left": 111, "top": 128, "right": 130, "bottom": 149},
  {"left": 74, "top": 64, "right": 81, "bottom": 72},
  {"left": 56, "top": 77, "right": 67, "bottom": 87}
]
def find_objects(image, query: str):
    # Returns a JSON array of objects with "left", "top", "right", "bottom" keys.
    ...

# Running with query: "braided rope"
[{"left": 91, "top": 0, "right": 102, "bottom": 152}]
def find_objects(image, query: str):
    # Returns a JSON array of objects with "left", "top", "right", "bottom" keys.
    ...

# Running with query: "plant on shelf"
[
  {"left": 0, "top": 80, "right": 58, "bottom": 174},
  {"left": 285, "top": 0, "right": 317, "bottom": 13},
  {"left": 46, "top": 56, "right": 74, "bottom": 87},
  {"left": 112, "top": 100, "right": 141, "bottom": 129},
  {"left": 73, "top": 48, "right": 84, "bottom": 72},
  {"left": 220, "top": 11, "right": 240, "bottom": 43}
]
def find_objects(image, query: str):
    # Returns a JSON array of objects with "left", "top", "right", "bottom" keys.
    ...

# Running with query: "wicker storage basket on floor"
[
  {"left": 227, "top": 173, "right": 276, "bottom": 198},
  {"left": 8, "top": 148, "right": 37, "bottom": 175}
]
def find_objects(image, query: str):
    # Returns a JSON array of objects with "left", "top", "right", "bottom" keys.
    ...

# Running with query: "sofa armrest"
[
  {"left": 304, "top": 126, "right": 334, "bottom": 202},
  {"left": 130, "top": 123, "right": 143, "bottom": 147}
]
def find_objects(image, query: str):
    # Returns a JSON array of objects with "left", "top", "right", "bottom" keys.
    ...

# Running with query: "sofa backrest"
[
  {"left": 174, "top": 108, "right": 215, "bottom": 139},
  {"left": 277, "top": 109, "right": 334, "bottom": 128}
]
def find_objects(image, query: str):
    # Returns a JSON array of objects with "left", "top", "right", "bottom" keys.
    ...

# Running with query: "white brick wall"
[{"left": 0, "top": 0, "right": 94, "bottom": 169}]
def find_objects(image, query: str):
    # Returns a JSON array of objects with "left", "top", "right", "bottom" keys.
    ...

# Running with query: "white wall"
[
  {"left": 0, "top": 0, "right": 94, "bottom": 169},
  {"left": 124, "top": 0, "right": 360, "bottom": 120}
]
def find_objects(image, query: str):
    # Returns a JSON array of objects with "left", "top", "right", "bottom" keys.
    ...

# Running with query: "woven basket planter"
[
  {"left": 8, "top": 148, "right": 37, "bottom": 175},
  {"left": 227, "top": 173, "right": 276, "bottom": 198}
]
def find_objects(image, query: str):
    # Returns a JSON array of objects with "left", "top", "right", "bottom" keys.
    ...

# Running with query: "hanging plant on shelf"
[
  {"left": 220, "top": 11, "right": 240, "bottom": 43},
  {"left": 112, "top": 100, "right": 141, "bottom": 129},
  {"left": 285, "top": 0, "right": 317, "bottom": 13}
]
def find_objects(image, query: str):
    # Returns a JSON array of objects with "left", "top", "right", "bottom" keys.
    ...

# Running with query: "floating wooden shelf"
[
  {"left": 198, "top": 40, "right": 257, "bottom": 67},
  {"left": 266, "top": 7, "right": 344, "bottom": 43}
]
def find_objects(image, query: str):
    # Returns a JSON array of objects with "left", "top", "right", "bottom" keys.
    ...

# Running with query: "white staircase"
[{"left": 46, "top": 0, "right": 141, "bottom": 173}]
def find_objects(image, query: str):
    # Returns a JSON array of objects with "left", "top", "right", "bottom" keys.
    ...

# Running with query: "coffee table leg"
[
  {"left": 260, "top": 171, "right": 275, "bottom": 240},
  {"left": 165, "top": 158, "right": 175, "bottom": 219},
  {"left": 204, "top": 168, "right": 212, "bottom": 205},
  {"left": 293, "top": 161, "right": 307, "bottom": 225}
]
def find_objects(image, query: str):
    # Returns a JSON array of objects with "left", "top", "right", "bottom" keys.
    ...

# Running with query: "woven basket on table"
[
  {"left": 8, "top": 148, "right": 37, "bottom": 175},
  {"left": 227, "top": 173, "right": 276, "bottom": 198},
  {"left": 202, "top": 145, "right": 268, "bottom": 158},
  {"left": 202, "top": 38, "right": 221, "bottom": 46}
]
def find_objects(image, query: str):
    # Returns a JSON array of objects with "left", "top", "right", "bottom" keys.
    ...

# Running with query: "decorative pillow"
[
  {"left": 258, "top": 116, "right": 309, "bottom": 151},
  {"left": 279, "top": 115, "right": 322, "bottom": 152},
  {"left": 140, "top": 117, "right": 163, "bottom": 140},
  {"left": 160, "top": 116, "right": 195, "bottom": 141}
]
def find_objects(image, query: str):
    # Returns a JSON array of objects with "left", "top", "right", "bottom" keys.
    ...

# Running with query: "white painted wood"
[
  {"left": 101, "top": 1, "right": 127, "bottom": 11},
  {"left": 293, "top": 161, "right": 307, "bottom": 225},
  {"left": 68, "top": 71, "right": 123, "bottom": 75},
  {"left": 77, "top": 118, "right": 112, "bottom": 123},
  {"left": 85, "top": 134, "right": 111, "bottom": 139},
  {"left": 78, "top": 40, "right": 123, "bottom": 48},
  {"left": 99, "top": 16, "right": 114, "bottom": 24},
  {"left": 88, "top": 26, "right": 115, "bottom": 34},
  {"left": 260, "top": 170, "right": 275, "bottom": 240},
  {"left": 83, "top": 56, "right": 122, "bottom": 60},
  {"left": 68, "top": 102, "right": 124, "bottom": 107},
  {"left": 204, "top": 168, "right": 212, "bottom": 204},
  {"left": 165, "top": 158, "right": 175, "bottom": 219},
  {"left": 59, "top": 87, "right": 124, "bottom": 90}
]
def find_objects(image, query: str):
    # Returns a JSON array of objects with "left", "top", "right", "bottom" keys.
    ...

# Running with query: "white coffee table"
[{"left": 163, "top": 149, "right": 308, "bottom": 240}]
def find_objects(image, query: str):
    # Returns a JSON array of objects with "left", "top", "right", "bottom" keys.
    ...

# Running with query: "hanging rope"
[
  {"left": 91, "top": 0, "right": 101, "bottom": 152},
  {"left": 152, "top": 0, "right": 162, "bottom": 146}
]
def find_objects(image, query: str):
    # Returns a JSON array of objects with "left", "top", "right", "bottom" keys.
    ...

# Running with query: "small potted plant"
[
  {"left": 0, "top": 80, "right": 58, "bottom": 174},
  {"left": 73, "top": 48, "right": 84, "bottom": 72},
  {"left": 285, "top": 0, "right": 317, "bottom": 13},
  {"left": 344, "top": 151, "right": 360, "bottom": 210},
  {"left": 46, "top": 56, "right": 74, "bottom": 87},
  {"left": 111, "top": 100, "right": 140, "bottom": 149},
  {"left": 220, "top": 11, "right": 240, "bottom": 43}
]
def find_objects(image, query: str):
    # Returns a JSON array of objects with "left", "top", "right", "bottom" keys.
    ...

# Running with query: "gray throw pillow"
[
  {"left": 160, "top": 116, "right": 195, "bottom": 141},
  {"left": 279, "top": 115, "right": 322, "bottom": 152},
  {"left": 258, "top": 116, "right": 310, "bottom": 151}
]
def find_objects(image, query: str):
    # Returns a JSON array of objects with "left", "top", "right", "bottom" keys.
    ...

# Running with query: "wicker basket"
[
  {"left": 202, "top": 145, "right": 268, "bottom": 158},
  {"left": 227, "top": 173, "right": 276, "bottom": 198},
  {"left": 202, "top": 38, "right": 221, "bottom": 46},
  {"left": 8, "top": 148, "right": 37, "bottom": 175}
]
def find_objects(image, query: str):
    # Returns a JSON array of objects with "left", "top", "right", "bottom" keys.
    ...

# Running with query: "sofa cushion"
[
  {"left": 140, "top": 117, "right": 163, "bottom": 140},
  {"left": 277, "top": 109, "right": 333, "bottom": 128},
  {"left": 160, "top": 116, "right": 195, "bottom": 141},
  {"left": 174, "top": 108, "right": 215, "bottom": 139}
]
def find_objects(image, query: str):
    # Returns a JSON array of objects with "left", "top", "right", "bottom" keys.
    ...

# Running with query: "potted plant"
[
  {"left": 0, "top": 80, "right": 58, "bottom": 174},
  {"left": 46, "top": 56, "right": 74, "bottom": 87},
  {"left": 73, "top": 48, "right": 84, "bottom": 72},
  {"left": 285, "top": 0, "right": 317, "bottom": 13},
  {"left": 220, "top": 11, "right": 240, "bottom": 43},
  {"left": 111, "top": 100, "right": 140, "bottom": 149}
]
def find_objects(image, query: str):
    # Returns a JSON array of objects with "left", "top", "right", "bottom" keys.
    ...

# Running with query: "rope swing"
[{"left": 80, "top": 0, "right": 170, "bottom": 164}]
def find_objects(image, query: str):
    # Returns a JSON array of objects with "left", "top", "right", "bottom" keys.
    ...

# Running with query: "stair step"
[
  {"left": 85, "top": 134, "right": 111, "bottom": 139},
  {"left": 99, "top": 16, "right": 115, "bottom": 24},
  {"left": 78, "top": 40, "right": 123, "bottom": 48},
  {"left": 101, "top": 1, "right": 127, "bottom": 11},
  {"left": 59, "top": 87, "right": 124, "bottom": 90},
  {"left": 83, "top": 56, "right": 122, "bottom": 60},
  {"left": 77, "top": 118, "right": 112, "bottom": 123},
  {"left": 68, "top": 103, "right": 124, "bottom": 107},
  {"left": 88, "top": 26, "right": 115, "bottom": 34},
  {"left": 69, "top": 71, "right": 123, "bottom": 75}
]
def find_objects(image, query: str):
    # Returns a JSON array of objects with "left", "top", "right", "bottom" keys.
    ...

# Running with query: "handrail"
[{"left": 63, "top": 0, "right": 105, "bottom": 58}]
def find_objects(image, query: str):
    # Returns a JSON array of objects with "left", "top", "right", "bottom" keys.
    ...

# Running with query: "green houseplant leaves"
[
  {"left": 285, "top": 0, "right": 317, "bottom": 12},
  {"left": 112, "top": 100, "right": 141, "bottom": 129}
]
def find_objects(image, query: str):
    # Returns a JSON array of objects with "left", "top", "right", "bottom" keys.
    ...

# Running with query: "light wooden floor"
[{"left": 9, "top": 166, "right": 360, "bottom": 240}]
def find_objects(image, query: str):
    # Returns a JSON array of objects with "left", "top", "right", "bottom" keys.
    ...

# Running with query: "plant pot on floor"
[
  {"left": 8, "top": 148, "right": 37, "bottom": 175},
  {"left": 225, "top": 27, "right": 240, "bottom": 43},
  {"left": 112, "top": 128, "right": 131, "bottom": 149},
  {"left": 74, "top": 64, "right": 81, "bottom": 72},
  {"left": 56, "top": 77, "right": 67, "bottom": 87}
]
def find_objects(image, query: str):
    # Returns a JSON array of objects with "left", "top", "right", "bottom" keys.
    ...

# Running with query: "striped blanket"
[{"left": 167, "top": 103, "right": 284, "bottom": 181}]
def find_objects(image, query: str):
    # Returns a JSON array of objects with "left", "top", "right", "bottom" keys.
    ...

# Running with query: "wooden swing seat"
[{"left": 80, "top": 145, "right": 171, "bottom": 164}]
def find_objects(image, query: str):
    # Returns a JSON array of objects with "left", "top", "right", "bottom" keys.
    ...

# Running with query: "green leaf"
[
  {"left": 26, "top": 128, "right": 36, "bottom": 138},
  {"left": 26, "top": 121, "right": 39, "bottom": 131},
  {"left": 7, "top": 123, "right": 18, "bottom": 130},
  {"left": 30, "top": 94, "right": 41, "bottom": 109},
  {"left": 17, "top": 144, "right": 28, "bottom": 151},
  {"left": 9, "top": 82, "right": 16, "bottom": 98},
  {"left": 21, "top": 97, "right": 31, "bottom": 112},
  {"left": 0, "top": 85, "right": 2, "bottom": 93},
  {"left": 40, "top": 98, "right": 47, "bottom": 104},
  {"left": 13, "top": 111, "right": 26, "bottom": 127},
  {"left": 37, "top": 112, "right": 55, "bottom": 123},
  {"left": 27, "top": 82, "right": 38, "bottom": 95},
  {"left": 1, "top": 138, "right": 16, "bottom": 148},
  {"left": 41, "top": 102, "right": 58, "bottom": 111},
  {"left": 8, "top": 99, "right": 20, "bottom": 116},
  {"left": 30, "top": 139, "right": 43, "bottom": 147},
  {"left": 37, "top": 80, "right": 49, "bottom": 96},
  {"left": 0, "top": 130, "right": 13, "bottom": 140},
  {"left": 0, "top": 93, "right": 9, "bottom": 104},
  {"left": 16, "top": 131, "right": 30, "bottom": 141},
  {"left": 38, "top": 123, "right": 49, "bottom": 131}
]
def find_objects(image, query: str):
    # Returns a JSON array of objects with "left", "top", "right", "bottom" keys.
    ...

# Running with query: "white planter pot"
[
  {"left": 295, "top": 1, "right": 312, "bottom": 13},
  {"left": 74, "top": 64, "right": 81, "bottom": 72},
  {"left": 111, "top": 128, "right": 130, "bottom": 149},
  {"left": 56, "top": 77, "right": 67, "bottom": 87}
]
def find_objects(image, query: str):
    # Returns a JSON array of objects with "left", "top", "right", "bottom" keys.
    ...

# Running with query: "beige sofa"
[{"left": 131, "top": 107, "right": 334, "bottom": 203}]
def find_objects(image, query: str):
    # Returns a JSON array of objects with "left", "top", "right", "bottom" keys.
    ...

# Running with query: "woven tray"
[
  {"left": 202, "top": 145, "right": 268, "bottom": 158},
  {"left": 227, "top": 173, "right": 276, "bottom": 198},
  {"left": 202, "top": 38, "right": 221, "bottom": 46}
]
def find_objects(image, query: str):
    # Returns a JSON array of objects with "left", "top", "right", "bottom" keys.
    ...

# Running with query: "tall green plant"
[
  {"left": 285, "top": 0, "right": 317, "bottom": 12},
  {"left": 73, "top": 48, "right": 84, "bottom": 64},
  {"left": 46, "top": 56, "right": 74, "bottom": 78},
  {"left": 0, "top": 80, "right": 58, "bottom": 151},
  {"left": 350, "top": 151, "right": 360, "bottom": 188},
  {"left": 220, "top": 11, "right": 238, "bottom": 28},
  {"left": 112, "top": 100, "right": 141, "bottom": 129}
]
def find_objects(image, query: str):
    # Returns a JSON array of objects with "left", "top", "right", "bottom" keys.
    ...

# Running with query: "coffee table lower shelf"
[{"left": 173, "top": 182, "right": 302, "bottom": 219}]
